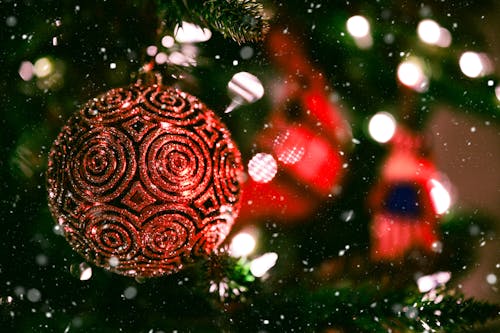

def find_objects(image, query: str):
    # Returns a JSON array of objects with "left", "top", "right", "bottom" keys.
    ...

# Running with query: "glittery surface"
[{"left": 47, "top": 84, "right": 243, "bottom": 277}]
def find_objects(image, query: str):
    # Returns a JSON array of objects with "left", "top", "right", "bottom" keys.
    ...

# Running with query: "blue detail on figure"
[{"left": 383, "top": 182, "right": 422, "bottom": 218}]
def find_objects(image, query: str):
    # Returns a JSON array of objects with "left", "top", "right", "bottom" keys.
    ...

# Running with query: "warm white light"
[
  {"left": 33, "top": 57, "right": 53, "bottom": 78},
  {"left": 174, "top": 22, "right": 212, "bottom": 43},
  {"left": 495, "top": 85, "right": 500, "bottom": 102},
  {"left": 417, "top": 19, "right": 441, "bottom": 45},
  {"left": 429, "top": 179, "right": 451, "bottom": 214},
  {"left": 459, "top": 52, "right": 483, "bottom": 78},
  {"left": 417, "top": 271, "right": 451, "bottom": 292},
  {"left": 79, "top": 266, "right": 92, "bottom": 281},
  {"left": 368, "top": 112, "right": 396, "bottom": 143},
  {"left": 347, "top": 15, "right": 370, "bottom": 38},
  {"left": 248, "top": 153, "right": 278, "bottom": 183},
  {"left": 397, "top": 59, "right": 429, "bottom": 92},
  {"left": 459, "top": 52, "right": 492, "bottom": 78},
  {"left": 486, "top": 273, "right": 497, "bottom": 285},
  {"left": 229, "top": 232, "right": 256, "bottom": 257},
  {"left": 250, "top": 252, "right": 278, "bottom": 278},
  {"left": 226, "top": 72, "right": 264, "bottom": 112},
  {"left": 346, "top": 15, "right": 372, "bottom": 49},
  {"left": 71, "top": 263, "right": 93, "bottom": 281}
]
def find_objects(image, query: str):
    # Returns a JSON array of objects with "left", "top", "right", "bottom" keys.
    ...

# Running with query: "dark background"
[{"left": 0, "top": 0, "right": 498, "bottom": 331}]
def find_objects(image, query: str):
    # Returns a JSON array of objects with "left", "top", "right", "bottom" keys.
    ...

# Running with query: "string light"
[
  {"left": 250, "top": 252, "right": 278, "bottom": 278},
  {"left": 347, "top": 15, "right": 370, "bottom": 38},
  {"left": 418, "top": 19, "right": 441, "bottom": 44},
  {"left": 397, "top": 58, "right": 429, "bottom": 92},
  {"left": 417, "top": 19, "right": 452, "bottom": 47},
  {"left": 346, "top": 15, "right": 373, "bottom": 49},
  {"left": 368, "top": 112, "right": 397, "bottom": 143},
  {"left": 459, "top": 51, "right": 493, "bottom": 78},
  {"left": 33, "top": 57, "right": 53, "bottom": 78},
  {"left": 229, "top": 232, "right": 256, "bottom": 257}
]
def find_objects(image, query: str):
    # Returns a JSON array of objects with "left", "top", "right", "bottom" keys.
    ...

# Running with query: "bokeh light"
[
  {"left": 368, "top": 112, "right": 397, "bottom": 143},
  {"left": 417, "top": 19, "right": 441, "bottom": 44},
  {"left": 346, "top": 15, "right": 373, "bottom": 49},
  {"left": 273, "top": 131, "right": 305, "bottom": 165},
  {"left": 18, "top": 61, "right": 34, "bottom": 81},
  {"left": 397, "top": 59, "right": 429, "bottom": 92},
  {"left": 436, "top": 27, "right": 452, "bottom": 47},
  {"left": 229, "top": 232, "right": 256, "bottom": 257},
  {"left": 417, "top": 271, "right": 451, "bottom": 293},
  {"left": 428, "top": 179, "right": 451, "bottom": 214},
  {"left": 347, "top": 15, "right": 370, "bottom": 38},
  {"left": 459, "top": 51, "right": 493, "bottom": 78},
  {"left": 250, "top": 252, "right": 278, "bottom": 278},
  {"left": 174, "top": 22, "right": 212, "bottom": 43},
  {"left": 33, "top": 57, "right": 53, "bottom": 78},
  {"left": 161, "top": 35, "right": 175, "bottom": 48},
  {"left": 146, "top": 45, "right": 158, "bottom": 56},
  {"left": 248, "top": 153, "right": 278, "bottom": 183},
  {"left": 70, "top": 262, "right": 92, "bottom": 281},
  {"left": 416, "top": 19, "right": 452, "bottom": 47}
]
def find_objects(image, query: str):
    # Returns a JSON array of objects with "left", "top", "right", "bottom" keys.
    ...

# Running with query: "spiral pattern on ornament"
[
  {"left": 214, "top": 142, "right": 242, "bottom": 204},
  {"left": 141, "top": 86, "right": 201, "bottom": 125},
  {"left": 83, "top": 87, "right": 140, "bottom": 123},
  {"left": 83, "top": 205, "right": 140, "bottom": 263},
  {"left": 47, "top": 139, "right": 68, "bottom": 209},
  {"left": 192, "top": 218, "right": 231, "bottom": 257},
  {"left": 47, "top": 83, "right": 244, "bottom": 277},
  {"left": 140, "top": 127, "right": 211, "bottom": 201},
  {"left": 141, "top": 205, "right": 197, "bottom": 260},
  {"left": 63, "top": 225, "right": 91, "bottom": 254},
  {"left": 69, "top": 127, "right": 136, "bottom": 202}
]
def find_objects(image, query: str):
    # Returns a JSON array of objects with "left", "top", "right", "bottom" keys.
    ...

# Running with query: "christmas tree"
[{"left": 1, "top": 0, "right": 499, "bottom": 332}]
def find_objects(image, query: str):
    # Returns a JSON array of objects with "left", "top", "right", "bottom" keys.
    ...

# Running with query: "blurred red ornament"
[
  {"left": 47, "top": 83, "right": 243, "bottom": 277},
  {"left": 369, "top": 128, "right": 451, "bottom": 260},
  {"left": 239, "top": 28, "right": 351, "bottom": 222}
]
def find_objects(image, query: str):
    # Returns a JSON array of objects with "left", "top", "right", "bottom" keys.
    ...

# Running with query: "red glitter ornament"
[{"left": 47, "top": 83, "right": 243, "bottom": 277}]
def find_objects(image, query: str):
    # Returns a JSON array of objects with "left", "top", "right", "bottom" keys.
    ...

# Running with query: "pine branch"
[
  {"left": 228, "top": 285, "right": 500, "bottom": 332},
  {"left": 195, "top": 0, "right": 269, "bottom": 43},
  {"left": 156, "top": 0, "right": 269, "bottom": 44},
  {"left": 413, "top": 293, "right": 500, "bottom": 332}
]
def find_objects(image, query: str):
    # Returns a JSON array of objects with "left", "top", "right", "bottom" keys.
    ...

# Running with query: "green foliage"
[
  {"left": 157, "top": 0, "right": 269, "bottom": 43},
  {"left": 226, "top": 284, "right": 500, "bottom": 332}
]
